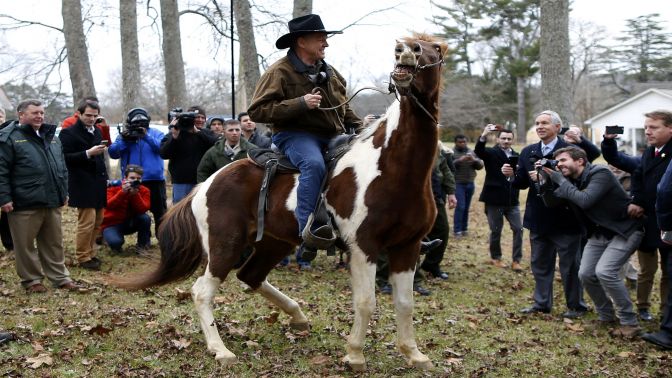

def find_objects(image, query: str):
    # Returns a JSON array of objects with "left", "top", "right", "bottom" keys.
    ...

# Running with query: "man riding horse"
[{"left": 248, "top": 14, "right": 362, "bottom": 261}]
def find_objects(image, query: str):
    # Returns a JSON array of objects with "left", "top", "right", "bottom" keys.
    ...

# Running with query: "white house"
[{"left": 585, "top": 88, "right": 672, "bottom": 155}]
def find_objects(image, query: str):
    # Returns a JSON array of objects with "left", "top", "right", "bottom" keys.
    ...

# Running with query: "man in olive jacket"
[
  {"left": 0, "top": 99, "right": 77, "bottom": 293},
  {"left": 197, "top": 119, "right": 257, "bottom": 183},
  {"left": 248, "top": 14, "right": 362, "bottom": 261}
]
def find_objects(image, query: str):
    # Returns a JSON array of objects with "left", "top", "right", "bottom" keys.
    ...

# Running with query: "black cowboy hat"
[{"left": 275, "top": 14, "right": 342, "bottom": 49}]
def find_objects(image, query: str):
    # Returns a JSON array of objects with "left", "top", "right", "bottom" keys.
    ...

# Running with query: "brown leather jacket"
[{"left": 248, "top": 53, "right": 362, "bottom": 138}]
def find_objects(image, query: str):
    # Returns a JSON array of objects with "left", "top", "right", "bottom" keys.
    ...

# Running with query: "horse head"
[{"left": 391, "top": 34, "right": 447, "bottom": 97}]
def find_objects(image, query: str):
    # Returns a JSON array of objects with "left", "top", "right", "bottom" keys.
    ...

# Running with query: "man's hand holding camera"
[
  {"left": 481, "top": 123, "right": 501, "bottom": 138},
  {"left": 122, "top": 180, "right": 141, "bottom": 195}
]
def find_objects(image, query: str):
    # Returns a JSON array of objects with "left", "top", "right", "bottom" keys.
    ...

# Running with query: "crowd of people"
[{"left": 0, "top": 13, "right": 671, "bottom": 353}]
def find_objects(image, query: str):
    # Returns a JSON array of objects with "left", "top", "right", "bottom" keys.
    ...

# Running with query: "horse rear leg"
[
  {"left": 388, "top": 253, "right": 433, "bottom": 369},
  {"left": 237, "top": 238, "right": 308, "bottom": 329},
  {"left": 192, "top": 270, "right": 236, "bottom": 365},
  {"left": 342, "top": 245, "right": 377, "bottom": 372}
]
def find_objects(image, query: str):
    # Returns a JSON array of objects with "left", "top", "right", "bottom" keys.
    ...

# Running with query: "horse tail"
[{"left": 112, "top": 191, "right": 204, "bottom": 290}]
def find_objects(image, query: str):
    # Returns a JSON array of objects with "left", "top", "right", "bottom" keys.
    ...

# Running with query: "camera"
[
  {"left": 169, "top": 107, "right": 199, "bottom": 131},
  {"left": 119, "top": 122, "right": 147, "bottom": 141},
  {"left": 130, "top": 180, "right": 142, "bottom": 188},
  {"left": 605, "top": 125, "right": 625, "bottom": 135},
  {"left": 538, "top": 158, "right": 559, "bottom": 169}
]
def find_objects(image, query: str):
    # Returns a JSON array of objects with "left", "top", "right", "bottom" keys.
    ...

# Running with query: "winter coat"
[
  {"left": 159, "top": 130, "right": 217, "bottom": 184},
  {"left": 474, "top": 138, "right": 520, "bottom": 206},
  {"left": 108, "top": 127, "right": 166, "bottom": 181},
  {"left": 248, "top": 51, "right": 362, "bottom": 138},
  {"left": 0, "top": 122, "right": 68, "bottom": 210},
  {"left": 452, "top": 147, "right": 483, "bottom": 183},
  {"left": 100, "top": 183, "right": 151, "bottom": 230},
  {"left": 58, "top": 119, "right": 108, "bottom": 209},
  {"left": 197, "top": 138, "right": 257, "bottom": 183}
]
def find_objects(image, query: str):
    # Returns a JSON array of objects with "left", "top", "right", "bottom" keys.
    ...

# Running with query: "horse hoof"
[
  {"left": 342, "top": 356, "right": 366, "bottom": 372},
  {"left": 215, "top": 353, "right": 237, "bottom": 366},
  {"left": 411, "top": 359, "right": 434, "bottom": 370},
  {"left": 289, "top": 321, "right": 310, "bottom": 331}
]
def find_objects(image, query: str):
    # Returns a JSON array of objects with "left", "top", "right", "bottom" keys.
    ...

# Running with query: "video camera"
[
  {"left": 168, "top": 107, "right": 200, "bottom": 131},
  {"left": 120, "top": 108, "right": 151, "bottom": 141}
]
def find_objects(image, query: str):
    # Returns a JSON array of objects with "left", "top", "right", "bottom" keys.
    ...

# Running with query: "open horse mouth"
[{"left": 392, "top": 64, "right": 415, "bottom": 87}]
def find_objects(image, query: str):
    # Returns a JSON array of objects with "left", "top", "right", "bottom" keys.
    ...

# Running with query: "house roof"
[{"left": 584, "top": 88, "right": 672, "bottom": 125}]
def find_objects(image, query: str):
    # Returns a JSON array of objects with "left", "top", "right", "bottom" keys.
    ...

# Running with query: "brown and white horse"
[{"left": 118, "top": 34, "right": 446, "bottom": 371}]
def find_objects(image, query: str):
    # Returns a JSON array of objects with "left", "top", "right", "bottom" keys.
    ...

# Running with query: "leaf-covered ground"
[{"left": 1, "top": 177, "right": 671, "bottom": 377}]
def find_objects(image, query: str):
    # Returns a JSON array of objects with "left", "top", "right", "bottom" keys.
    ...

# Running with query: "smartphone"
[
  {"left": 605, "top": 125, "right": 625, "bottom": 135},
  {"left": 100, "top": 140, "right": 109, "bottom": 146},
  {"left": 508, "top": 156, "right": 519, "bottom": 168},
  {"left": 559, "top": 127, "right": 569, "bottom": 135}
]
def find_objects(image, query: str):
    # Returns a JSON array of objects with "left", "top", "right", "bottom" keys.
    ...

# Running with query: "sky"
[{"left": 0, "top": 0, "right": 670, "bottom": 103}]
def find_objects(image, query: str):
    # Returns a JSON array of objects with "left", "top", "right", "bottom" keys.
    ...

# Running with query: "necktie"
[
  {"left": 542, "top": 146, "right": 551, "bottom": 156},
  {"left": 655, "top": 149, "right": 661, "bottom": 157}
]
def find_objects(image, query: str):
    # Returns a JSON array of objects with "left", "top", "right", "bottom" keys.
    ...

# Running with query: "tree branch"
[
  {"left": 0, "top": 14, "right": 62, "bottom": 32},
  {"left": 339, "top": 4, "right": 403, "bottom": 32}
]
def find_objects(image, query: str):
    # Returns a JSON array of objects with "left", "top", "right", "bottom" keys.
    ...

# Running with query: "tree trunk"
[
  {"left": 160, "top": 0, "right": 187, "bottom": 110},
  {"left": 61, "top": 0, "right": 96, "bottom": 105},
  {"left": 120, "top": 0, "right": 141, "bottom": 112},
  {"left": 540, "top": 0, "right": 571, "bottom": 124},
  {"left": 233, "top": 0, "right": 260, "bottom": 111},
  {"left": 293, "top": 0, "right": 312, "bottom": 18},
  {"left": 516, "top": 76, "right": 526, "bottom": 144}
]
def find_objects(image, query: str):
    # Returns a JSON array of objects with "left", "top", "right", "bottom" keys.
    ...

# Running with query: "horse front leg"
[
  {"left": 192, "top": 272, "right": 237, "bottom": 365},
  {"left": 389, "top": 256, "right": 433, "bottom": 369},
  {"left": 257, "top": 280, "right": 309, "bottom": 330},
  {"left": 342, "top": 245, "right": 377, "bottom": 372}
]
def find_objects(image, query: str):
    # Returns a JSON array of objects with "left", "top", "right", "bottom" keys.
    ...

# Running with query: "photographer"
[
  {"left": 101, "top": 165, "right": 151, "bottom": 254},
  {"left": 108, "top": 108, "right": 166, "bottom": 236},
  {"left": 502, "top": 110, "right": 589, "bottom": 318},
  {"left": 543, "top": 146, "right": 644, "bottom": 338},
  {"left": 160, "top": 108, "right": 218, "bottom": 203}
]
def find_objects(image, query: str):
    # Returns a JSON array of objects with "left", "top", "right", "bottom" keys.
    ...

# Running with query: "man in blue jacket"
[
  {"left": 502, "top": 110, "right": 589, "bottom": 318},
  {"left": 0, "top": 99, "right": 78, "bottom": 293},
  {"left": 108, "top": 108, "right": 166, "bottom": 236}
]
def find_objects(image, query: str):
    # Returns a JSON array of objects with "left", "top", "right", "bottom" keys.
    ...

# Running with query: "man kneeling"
[
  {"left": 543, "top": 147, "right": 644, "bottom": 337},
  {"left": 101, "top": 164, "right": 151, "bottom": 254}
]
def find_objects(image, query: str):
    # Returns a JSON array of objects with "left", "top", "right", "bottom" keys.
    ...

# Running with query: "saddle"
[{"left": 247, "top": 134, "right": 358, "bottom": 247}]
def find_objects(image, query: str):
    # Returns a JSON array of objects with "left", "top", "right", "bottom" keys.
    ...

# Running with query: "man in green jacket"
[
  {"left": 248, "top": 14, "right": 362, "bottom": 261},
  {"left": 197, "top": 119, "right": 257, "bottom": 183},
  {"left": 0, "top": 99, "right": 78, "bottom": 293}
]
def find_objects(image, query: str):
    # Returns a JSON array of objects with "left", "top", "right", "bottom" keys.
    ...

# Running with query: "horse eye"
[
  {"left": 413, "top": 45, "right": 421, "bottom": 53},
  {"left": 395, "top": 47, "right": 403, "bottom": 53}
]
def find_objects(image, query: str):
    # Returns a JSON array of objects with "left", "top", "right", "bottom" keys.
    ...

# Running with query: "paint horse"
[{"left": 118, "top": 34, "right": 446, "bottom": 372}]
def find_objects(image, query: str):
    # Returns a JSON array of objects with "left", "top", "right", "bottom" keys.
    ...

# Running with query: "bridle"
[{"left": 315, "top": 52, "right": 444, "bottom": 126}]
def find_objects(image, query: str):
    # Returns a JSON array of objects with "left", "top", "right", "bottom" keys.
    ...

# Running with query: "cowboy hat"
[{"left": 275, "top": 14, "right": 342, "bottom": 49}]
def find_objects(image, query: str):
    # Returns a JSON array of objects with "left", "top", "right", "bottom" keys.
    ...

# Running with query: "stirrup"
[
  {"left": 301, "top": 213, "right": 336, "bottom": 250},
  {"left": 420, "top": 238, "right": 442, "bottom": 253}
]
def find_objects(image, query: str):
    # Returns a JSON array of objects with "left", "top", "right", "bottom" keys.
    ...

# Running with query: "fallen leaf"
[
  {"left": 175, "top": 288, "right": 191, "bottom": 301},
  {"left": 31, "top": 341, "right": 44, "bottom": 352},
  {"left": 310, "top": 355, "right": 330, "bottom": 365},
  {"left": 81, "top": 359, "right": 91, "bottom": 366},
  {"left": 171, "top": 338, "right": 191, "bottom": 350},
  {"left": 564, "top": 323, "right": 584, "bottom": 333},
  {"left": 88, "top": 325, "right": 113, "bottom": 336},
  {"left": 617, "top": 351, "right": 636, "bottom": 358},
  {"left": 265, "top": 311, "right": 280, "bottom": 324},
  {"left": 243, "top": 340, "right": 259, "bottom": 348},
  {"left": 26, "top": 354, "right": 53, "bottom": 369},
  {"left": 446, "top": 357, "right": 463, "bottom": 366}
]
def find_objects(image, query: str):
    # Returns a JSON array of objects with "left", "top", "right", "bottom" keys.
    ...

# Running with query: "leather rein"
[{"left": 314, "top": 58, "right": 444, "bottom": 126}]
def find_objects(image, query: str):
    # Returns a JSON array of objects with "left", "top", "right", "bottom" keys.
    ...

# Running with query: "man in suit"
[
  {"left": 642, "top": 151, "right": 672, "bottom": 349},
  {"left": 628, "top": 110, "right": 672, "bottom": 324},
  {"left": 59, "top": 99, "right": 108, "bottom": 270},
  {"left": 502, "top": 110, "right": 589, "bottom": 318},
  {"left": 475, "top": 125, "right": 523, "bottom": 270}
]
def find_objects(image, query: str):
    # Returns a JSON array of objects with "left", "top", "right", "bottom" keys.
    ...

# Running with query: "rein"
[{"left": 313, "top": 57, "right": 444, "bottom": 126}]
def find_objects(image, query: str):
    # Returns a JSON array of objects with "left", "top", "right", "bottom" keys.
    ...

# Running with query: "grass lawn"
[{"left": 1, "top": 149, "right": 671, "bottom": 377}]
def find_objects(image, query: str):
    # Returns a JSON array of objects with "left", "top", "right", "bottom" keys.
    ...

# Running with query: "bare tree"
[
  {"left": 233, "top": 0, "right": 260, "bottom": 110},
  {"left": 160, "top": 0, "right": 187, "bottom": 109},
  {"left": 62, "top": 0, "right": 96, "bottom": 104},
  {"left": 120, "top": 0, "right": 141, "bottom": 112},
  {"left": 293, "top": 0, "right": 312, "bottom": 18},
  {"left": 540, "top": 0, "right": 571, "bottom": 123}
]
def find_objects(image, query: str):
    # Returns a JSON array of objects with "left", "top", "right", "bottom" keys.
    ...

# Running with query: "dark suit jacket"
[
  {"left": 632, "top": 143, "right": 672, "bottom": 249},
  {"left": 656, "top": 160, "right": 672, "bottom": 231},
  {"left": 474, "top": 139, "right": 519, "bottom": 206},
  {"left": 58, "top": 119, "right": 108, "bottom": 209},
  {"left": 513, "top": 137, "right": 581, "bottom": 235}
]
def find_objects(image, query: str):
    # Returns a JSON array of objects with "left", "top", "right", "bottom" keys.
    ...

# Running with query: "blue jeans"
[
  {"left": 454, "top": 182, "right": 475, "bottom": 234},
  {"left": 272, "top": 131, "right": 329, "bottom": 234},
  {"left": 103, "top": 214, "right": 152, "bottom": 251},
  {"left": 579, "top": 231, "right": 643, "bottom": 325},
  {"left": 173, "top": 183, "right": 195, "bottom": 204}
]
